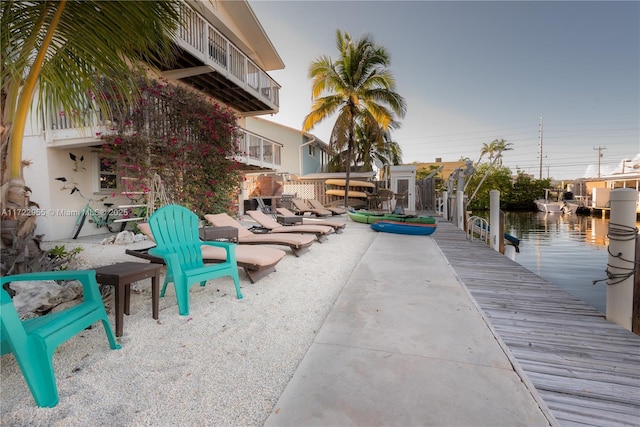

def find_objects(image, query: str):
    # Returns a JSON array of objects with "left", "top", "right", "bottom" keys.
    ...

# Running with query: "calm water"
[{"left": 492, "top": 212, "right": 640, "bottom": 314}]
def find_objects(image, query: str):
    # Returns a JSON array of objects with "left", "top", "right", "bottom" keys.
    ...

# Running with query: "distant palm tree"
[
  {"left": 327, "top": 123, "right": 402, "bottom": 173},
  {"left": 303, "top": 29, "right": 406, "bottom": 207},
  {"left": 477, "top": 141, "right": 494, "bottom": 164},
  {"left": 353, "top": 125, "right": 402, "bottom": 172},
  {"left": 1, "top": 1, "right": 181, "bottom": 273},
  {"left": 492, "top": 138, "right": 513, "bottom": 165},
  {"left": 477, "top": 138, "right": 513, "bottom": 165}
]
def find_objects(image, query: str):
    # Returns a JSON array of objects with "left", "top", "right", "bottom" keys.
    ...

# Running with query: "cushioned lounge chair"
[
  {"left": 276, "top": 208, "right": 346, "bottom": 233},
  {"left": 291, "top": 198, "right": 331, "bottom": 217},
  {"left": 204, "top": 213, "right": 314, "bottom": 257},
  {"left": 307, "top": 198, "right": 347, "bottom": 215},
  {"left": 127, "top": 223, "right": 286, "bottom": 284},
  {"left": 246, "top": 210, "right": 333, "bottom": 243}
]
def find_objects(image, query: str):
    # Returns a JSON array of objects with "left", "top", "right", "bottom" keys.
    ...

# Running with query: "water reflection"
[{"left": 489, "top": 212, "right": 639, "bottom": 314}]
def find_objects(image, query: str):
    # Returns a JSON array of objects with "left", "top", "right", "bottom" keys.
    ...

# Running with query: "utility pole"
[
  {"left": 538, "top": 116, "right": 543, "bottom": 179},
  {"left": 594, "top": 146, "right": 606, "bottom": 178}
]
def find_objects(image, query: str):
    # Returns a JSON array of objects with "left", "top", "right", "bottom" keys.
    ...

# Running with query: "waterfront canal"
[{"left": 498, "top": 211, "right": 639, "bottom": 314}]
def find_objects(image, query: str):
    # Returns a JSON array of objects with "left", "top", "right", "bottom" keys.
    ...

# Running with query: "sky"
[{"left": 249, "top": 0, "right": 639, "bottom": 180}]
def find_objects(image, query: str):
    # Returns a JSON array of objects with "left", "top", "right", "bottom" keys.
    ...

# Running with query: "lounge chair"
[
  {"left": 291, "top": 198, "right": 331, "bottom": 217},
  {"left": 204, "top": 213, "right": 314, "bottom": 257},
  {"left": 307, "top": 198, "right": 347, "bottom": 215},
  {"left": 127, "top": 223, "right": 286, "bottom": 284},
  {"left": 246, "top": 210, "right": 333, "bottom": 242},
  {"left": 276, "top": 207, "right": 346, "bottom": 233}
]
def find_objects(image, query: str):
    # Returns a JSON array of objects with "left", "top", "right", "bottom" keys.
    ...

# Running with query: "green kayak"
[{"left": 348, "top": 210, "right": 436, "bottom": 224}]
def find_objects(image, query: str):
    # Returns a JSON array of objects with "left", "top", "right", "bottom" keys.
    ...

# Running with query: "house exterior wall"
[
  {"left": 584, "top": 174, "right": 640, "bottom": 213},
  {"left": 411, "top": 161, "right": 467, "bottom": 180},
  {"left": 245, "top": 117, "right": 327, "bottom": 176}
]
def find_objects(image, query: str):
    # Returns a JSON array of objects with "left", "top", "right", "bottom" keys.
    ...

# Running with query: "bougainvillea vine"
[{"left": 99, "top": 77, "right": 242, "bottom": 217}]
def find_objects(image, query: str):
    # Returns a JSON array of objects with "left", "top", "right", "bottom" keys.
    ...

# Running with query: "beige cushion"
[
  {"left": 204, "top": 213, "right": 254, "bottom": 238},
  {"left": 246, "top": 210, "right": 333, "bottom": 234},
  {"left": 204, "top": 213, "right": 315, "bottom": 245},
  {"left": 137, "top": 222, "right": 155, "bottom": 241},
  {"left": 137, "top": 222, "right": 285, "bottom": 266},
  {"left": 202, "top": 245, "right": 284, "bottom": 267}
]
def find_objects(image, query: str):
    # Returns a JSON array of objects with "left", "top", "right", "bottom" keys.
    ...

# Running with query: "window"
[
  {"left": 99, "top": 156, "right": 118, "bottom": 190},
  {"left": 308, "top": 144, "right": 316, "bottom": 157}
]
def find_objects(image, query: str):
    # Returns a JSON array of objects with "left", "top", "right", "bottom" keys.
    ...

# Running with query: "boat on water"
[
  {"left": 370, "top": 220, "right": 437, "bottom": 236},
  {"left": 348, "top": 210, "right": 436, "bottom": 224},
  {"left": 534, "top": 189, "right": 581, "bottom": 214}
]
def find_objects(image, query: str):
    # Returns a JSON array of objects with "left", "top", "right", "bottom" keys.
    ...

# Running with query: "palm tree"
[
  {"left": 303, "top": 29, "right": 406, "bottom": 207},
  {"left": 352, "top": 125, "right": 402, "bottom": 172},
  {"left": 1, "top": 1, "right": 182, "bottom": 273},
  {"left": 327, "top": 123, "right": 403, "bottom": 173},
  {"left": 477, "top": 141, "right": 494, "bottom": 164},
  {"left": 492, "top": 138, "right": 513, "bottom": 165},
  {"left": 476, "top": 139, "right": 513, "bottom": 165}
]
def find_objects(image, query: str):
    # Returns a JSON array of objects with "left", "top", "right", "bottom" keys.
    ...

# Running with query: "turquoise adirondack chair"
[
  {"left": 0, "top": 270, "right": 120, "bottom": 407},
  {"left": 148, "top": 205, "right": 242, "bottom": 315}
]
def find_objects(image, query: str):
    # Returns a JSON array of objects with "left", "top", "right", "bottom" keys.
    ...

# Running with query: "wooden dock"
[{"left": 431, "top": 220, "right": 640, "bottom": 427}]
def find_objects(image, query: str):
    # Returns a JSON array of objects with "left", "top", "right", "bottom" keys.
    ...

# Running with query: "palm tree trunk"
[
  {"left": 344, "top": 142, "right": 352, "bottom": 208},
  {"left": 344, "top": 113, "right": 356, "bottom": 208}
]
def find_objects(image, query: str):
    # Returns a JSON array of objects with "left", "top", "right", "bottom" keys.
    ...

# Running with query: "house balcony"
[
  {"left": 158, "top": 4, "right": 280, "bottom": 115},
  {"left": 42, "top": 110, "right": 280, "bottom": 171},
  {"left": 236, "top": 129, "right": 282, "bottom": 171}
]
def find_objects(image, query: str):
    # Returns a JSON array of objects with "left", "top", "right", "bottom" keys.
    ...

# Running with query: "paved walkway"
[{"left": 264, "top": 226, "right": 554, "bottom": 427}]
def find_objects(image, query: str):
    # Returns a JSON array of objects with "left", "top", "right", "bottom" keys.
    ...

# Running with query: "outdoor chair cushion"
[
  {"left": 136, "top": 223, "right": 285, "bottom": 283},
  {"left": 204, "top": 213, "right": 315, "bottom": 257}
]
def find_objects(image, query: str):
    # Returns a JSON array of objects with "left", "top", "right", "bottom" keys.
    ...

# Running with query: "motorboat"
[
  {"left": 534, "top": 189, "right": 580, "bottom": 214},
  {"left": 534, "top": 189, "right": 563, "bottom": 213}
]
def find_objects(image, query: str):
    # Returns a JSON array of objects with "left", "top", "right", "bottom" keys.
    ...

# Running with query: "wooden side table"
[
  {"left": 94, "top": 262, "right": 163, "bottom": 337},
  {"left": 276, "top": 215, "right": 303, "bottom": 226},
  {"left": 199, "top": 226, "right": 238, "bottom": 242}
]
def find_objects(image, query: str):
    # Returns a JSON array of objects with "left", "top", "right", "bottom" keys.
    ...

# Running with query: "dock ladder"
[{"left": 466, "top": 215, "right": 490, "bottom": 244}]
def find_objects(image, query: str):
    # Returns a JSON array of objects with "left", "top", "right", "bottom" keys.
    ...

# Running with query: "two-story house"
[{"left": 20, "top": 0, "right": 316, "bottom": 240}]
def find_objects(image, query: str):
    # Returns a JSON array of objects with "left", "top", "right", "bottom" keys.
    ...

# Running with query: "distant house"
[
  {"left": 240, "top": 117, "right": 329, "bottom": 212},
  {"left": 20, "top": 1, "right": 292, "bottom": 240},
  {"left": 410, "top": 160, "right": 467, "bottom": 181},
  {"left": 245, "top": 117, "right": 329, "bottom": 176},
  {"left": 582, "top": 171, "right": 640, "bottom": 213}
]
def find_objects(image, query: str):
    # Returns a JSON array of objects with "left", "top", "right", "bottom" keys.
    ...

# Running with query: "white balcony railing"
[
  {"left": 178, "top": 5, "right": 280, "bottom": 109},
  {"left": 236, "top": 129, "right": 282, "bottom": 169}
]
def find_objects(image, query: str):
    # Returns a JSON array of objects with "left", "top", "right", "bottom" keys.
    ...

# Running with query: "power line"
[{"left": 593, "top": 146, "right": 607, "bottom": 178}]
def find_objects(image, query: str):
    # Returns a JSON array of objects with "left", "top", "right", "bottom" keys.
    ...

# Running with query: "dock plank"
[{"left": 431, "top": 220, "right": 640, "bottom": 427}]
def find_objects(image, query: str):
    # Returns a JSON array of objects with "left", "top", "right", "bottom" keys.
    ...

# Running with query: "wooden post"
[
  {"left": 606, "top": 188, "right": 636, "bottom": 331},
  {"left": 442, "top": 190, "right": 449, "bottom": 221},
  {"left": 633, "top": 235, "right": 640, "bottom": 335},
  {"left": 489, "top": 190, "right": 500, "bottom": 252},
  {"left": 456, "top": 190, "right": 464, "bottom": 230},
  {"left": 499, "top": 211, "right": 505, "bottom": 255}
]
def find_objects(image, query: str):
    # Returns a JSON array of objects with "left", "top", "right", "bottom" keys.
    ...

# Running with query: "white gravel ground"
[{"left": 1, "top": 218, "right": 374, "bottom": 426}]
